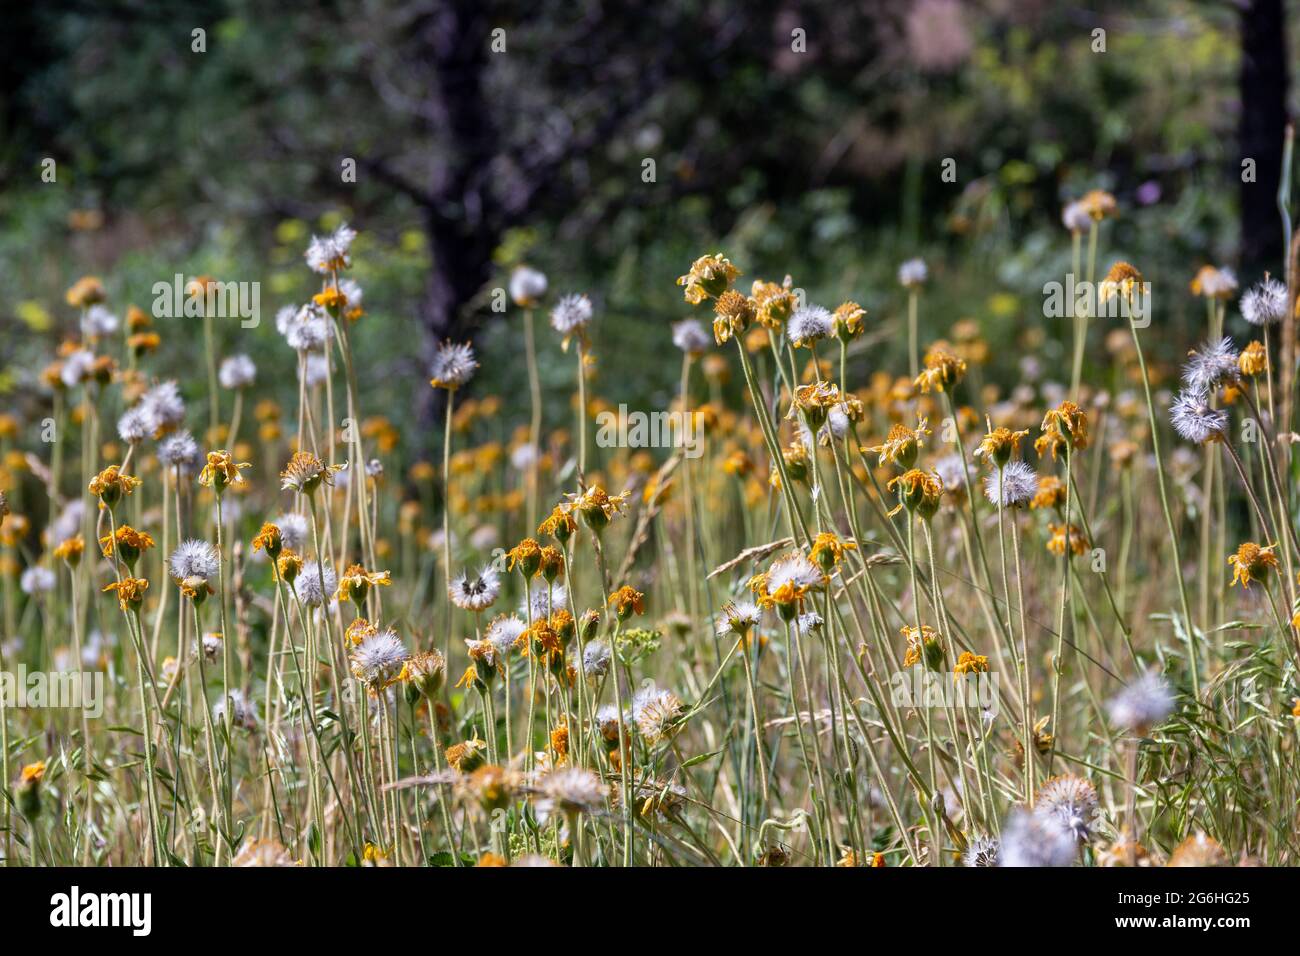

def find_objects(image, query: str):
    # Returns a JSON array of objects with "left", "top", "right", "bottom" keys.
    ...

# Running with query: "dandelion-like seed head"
[
  {"left": 294, "top": 561, "right": 338, "bottom": 608},
  {"left": 450, "top": 564, "right": 502, "bottom": 612},
  {"left": 169, "top": 539, "right": 219, "bottom": 583},
  {"left": 1169, "top": 389, "right": 1227, "bottom": 445},
  {"left": 305, "top": 223, "right": 357, "bottom": 274},
  {"left": 1107, "top": 671, "right": 1175, "bottom": 734},
  {"left": 672, "top": 318, "right": 712, "bottom": 355},
  {"left": 1240, "top": 277, "right": 1288, "bottom": 327},
  {"left": 984, "top": 459, "right": 1037, "bottom": 508},
  {"left": 1034, "top": 774, "right": 1099, "bottom": 843},
  {"left": 350, "top": 627, "right": 408, "bottom": 690},
  {"left": 997, "top": 808, "right": 1077, "bottom": 867},
  {"left": 429, "top": 341, "right": 478, "bottom": 390},
  {"left": 1181, "top": 337, "right": 1240, "bottom": 395},
  {"left": 218, "top": 354, "right": 257, "bottom": 390},
  {"left": 786, "top": 305, "right": 834, "bottom": 348},
  {"left": 509, "top": 265, "right": 548, "bottom": 307},
  {"left": 536, "top": 767, "right": 607, "bottom": 820}
]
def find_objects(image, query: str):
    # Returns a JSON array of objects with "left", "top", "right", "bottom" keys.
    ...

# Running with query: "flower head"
[
  {"left": 349, "top": 627, "right": 408, "bottom": 690},
  {"left": 865, "top": 418, "right": 930, "bottom": 469},
  {"left": 294, "top": 561, "right": 338, "bottom": 608},
  {"left": 974, "top": 426, "right": 1030, "bottom": 468},
  {"left": 914, "top": 345, "right": 967, "bottom": 393},
  {"left": 509, "top": 265, "right": 548, "bottom": 307},
  {"left": 218, "top": 354, "right": 257, "bottom": 390},
  {"left": 984, "top": 460, "right": 1037, "bottom": 508},
  {"left": 1107, "top": 671, "right": 1175, "bottom": 734},
  {"left": 449, "top": 565, "right": 501, "bottom": 612},
  {"left": 429, "top": 341, "right": 478, "bottom": 390},
  {"left": 305, "top": 223, "right": 357, "bottom": 274},
  {"left": 608, "top": 585, "right": 646, "bottom": 620},
  {"left": 672, "top": 318, "right": 712, "bottom": 355},
  {"left": 337, "top": 564, "right": 392, "bottom": 606},
  {"left": 1034, "top": 774, "right": 1098, "bottom": 843},
  {"left": 786, "top": 305, "right": 834, "bottom": 348},
  {"left": 549, "top": 293, "right": 594, "bottom": 350},
  {"left": 103, "top": 576, "right": 149, "bottom": 612},
  {"left": 198, "top": 450, "right": 251, "bottom": 493},
  {"left": 897, "top": 258, "right": 928, "bottom": 288},
  {"left": 1240, "top": 276, "right": 1288, "bottom": 327},
  {"left": 1170, "top": 390, "right": 1227, "bottom": 444},
  {"left": 1046, "top": 522, "right": 1087, "bottom": 557},
  {"left": 280, "top": 451, "right": 340, "bottom": 495},
  {"left": 88, "top": 465, "right": 142, "bottom": 508},
  {"left": 1228, "top": 542, "right": 1278, "bottom": 589},
  {"left": 678, "top": 253, "right": 740, "bottom": 304},
  {"left": 1182, "top": 337, "right": 1240, "bottom": 395}
]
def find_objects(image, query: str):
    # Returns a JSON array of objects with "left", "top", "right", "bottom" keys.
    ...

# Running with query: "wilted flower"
[
  {"left": 429, "top": 341, "right": 478, "bottom": 390},
  {"left": 1240, "top": 276, "right": 1288, "bottom": 327},
  {"left": 294, "top": 561, "right": 338, "bottom": 608},
  {"left": 349, "top": 627, "right": 408, "bottom": 690},
  {"left": 1228, "top": 542, "right": 1278, "bottom": 589},
  {"left": 678, "top": 253, "right": 740, "bottom": 304},
  {"left": 1169, "top": 390, "right": 1227, "bottom": 444},
  {"left": 449, "top": 565, "right": 501, "bottom": 612},
  {"left": 305, "top": 223, "right": 357, "bottom": 274}
]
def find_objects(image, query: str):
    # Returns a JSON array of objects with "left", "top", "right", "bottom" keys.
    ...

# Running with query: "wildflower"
[
  {"left": 214, "top": 687, "right": 258, "bottom": 731},
  {"left": 997, "top": 808, "right": 1077, "bottom": 867},
  {"left": 337, "top": 564, "right": 393, "bottom": 607},
  {"left": 953, "top": 651, "right": 988, "bottom": 677},
  {"left": 429, "top": 341, "right": 478, "bottom": 390},
  {"left": 974, "top": 426, "right": 1029, "bottom": 467},
  {"left": 1061, "top": 201, "right": 1091, "bottom": 233},
  {"left": 509, "top": 265, "right": 548, "bottom": 307},
  {"left": 170, "top": 539, "right": 219, "bottom": 583},
  {"left": 1182, "top": 337, "right": 1240, "bottom": 394},
  {"left": 712, "top": 289, "right": 754, "bottom": 344},
  {"left": 672, "top": 318, "right": 712, "bottom": 355},
  {"left": 271, "top": 512, "right": 308, "bottom": 552},
  {"left": 1046, "top": 522, "right": 1087, "bottom": 557},
  {"left": 1190, "top": 265, "right": 1238, "bottom": 300},
  {"left": 984, "top": 460, "right": 1037, "bottom": 508},
  {"left": 53, "top": 535, "right": 85, "bottom": 567},
  {"left": 964, "top": 835, "right": 1000, "bottom": 867},
  {"left": 1169, "top": 390, "right": 1227, "bottom": 444},
  {"left": 750, "top": 278, "right": 797, "bottom": 328},
  {"left": 486, "top": 615, "right": 527, "bottom": 662},
  {"left": 1078, "top": 189, "right": 1117, "bottom": 221},
  {"left": 897, "top": 258, "right": 928, "bottom": 288},
  {"left": 88, "top": 465, "right": 142, "bottom": 509},
  {"left": 507, "top": 537, "right": 543, "bottom": 577},
  {"left": 520, "top": 579, "right": 568, "bottom": 619},
  {"left": 304, "top": 223, "right": 357, "bottom": 274},
  {"left": 678, "top": 253, "right": 740, "bottom": 304},
  {"left": 1168, "top": 833, "right": 1228, "bottom": 868},
  {"left": 632, "top": 686, "right": 685, "bottom": 744},
  {"left": 280, "top": 303, "right": 332, "bottom": 352},
  {"left": 1030, "top": 475, "right": 1067, "bottom": 510},
  {"left": 788, "top": 381, "right": 842, "bottom": 429},
  {"left": 886, "top": 468, "right": 943, "bottom": 519},
  {"left": 198, "top": 450, "right": 251, "bottom": 493},
  {"left": 901, "top": 625, "right": 944, "bottom": 670},
  {"left": 99, "top": 525, "right": 155, "bottom": 568},
  {"left": 116, "top": 406, "right": 155, "bottom": 445},
  {"left": 1034, "top": 774, "right": 1098, "bottom": 843},
  {"left": 444, "top": 738, "right": 488, "bottom": 773},
  {"left": 16, "top": 760, "right": 47, "bottom": 818},
  {"left": 127, "top": 331, "right": 161, "bottom": 357},
  {"left": 832, "top": 301, "right": 867, "bottom": 340},
  {"left": 1107, "top": 671, "right": 1175, "bottom": 734},
  {"left": 251, "top": 523, "right": 283, "bottom": 560},
  {"left": 1228, "top": 542, "right": 1279, "bottom": 589},
  {"left": 349, "top": 627, "right": 409, "bottom": 690},
  {"left": 537, "top": 504, "right": 577, "bottom": 543},
  {"left": 66, "top": 276, "right": 106, "bottom": 308},
  {"left": 276, "top": 549, "right": 303, "bottom": 584},
  {"left": 218, "top": 354, "right": 257, "bottom": 390},
  {"left": 463, "top": 765, "right": 518, "bottom": 813},
  {"left": 294, "top": 561, "right": 338, "bottom": 608},
  {"left": 914, "top": 345, "right": 966, "bottom": 393},
  {"left": 809, "top": 531, "right": 856, "bottom": 573},
  {"left": 537, "top": 767, "right": 607, "bottom": 820},
  {"left": 582, "top": 639, "right": 612, "bottom": 681},
  {"left": 567, "top": 485, "right": 630, "bottom": 530},
  {"left": 449, "top": 565, "right": 501, "bottom": 612},
  {"left": 1240, "top": 276, "right": 1288, "bottom": 326},
  {"left": 786, "top": 305, "right": 834, "bottom": 348},
  {"left": 865, "top": 418, "right": 930, "bottom": 468},
  {"left": 20, "top": 566, "right": 55, "bottom": 595},
  {"left": 103, "top": 576, "right": 149, "bottom": 612},
  {"left": 1098, "top": 261, "right": 1143, "bottom": 306},
  {"left": 608, "top": 585, "right": 646, "bottom": 620},
  {"left": 158, "top": 430, "right": 201, "bottom": 472},
  {"left": 139, "top": 381, "right": 186, "bottom": 435},
  {"left": 1238, "top": 340, "right": 1267, "bottom": 377},
  {"left": 1040, "top": 400, "right": 1089, "bottom": 453}
]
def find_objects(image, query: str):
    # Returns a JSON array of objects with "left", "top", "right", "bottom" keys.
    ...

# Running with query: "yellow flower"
[
  {"left": 198, "top": 450, "right": 251, "bottom": 492},
  {"left": 444, "top": 738, "right": 488, "bottom": 773},
  {"left": 914, "top": 345, "right": 966, "bottom": 394},
  {"left": 865, "top": 418, "right": 930, "bottom": 468},
  {"left": 507, "top": 537, "right": 543, "bottom": 577},
  {"left": 1190, "top": 265, "right": 1238, "bottom": 300},
  {"left": 1099, "top": 261, "right": 1144, "bottom": 305},
  {"left": 276, "top": 549, "right": 303, "bottom": 583},
  {"left": 537, "top": 504, "right": 578, "bottom": 542},
  {"left": 280, "top": 450, "right": 339, "bottom": 494},
  {"left": 678, "top": 253, "right": 741, "bottom": 304},
  {"left": 973, "top": 426, "right": 1029, "bottom": 468},
  {"left": 103, "top": 576, "right": 150, "bottom": 611},
  {"left": 901, "top": 625, "right": 943, "bottom": 669},
  {"left": 886, "top": 468, "right": 943, "bottom": 519},
  {"left": 98, "top": 525, "right": 155, "bottom": 565},
  {"left": 566, "top": 485, "right": 630, "bottom": 530},
  {"left": 608, "top": 585, "right": 646, "bottom": 620},
  {"left": 750, "top": 278, "right": 797, "bottom": 329},
  {"left": 53, "top": 535, "right": 85, "bottom": 566},
  {"left": 336, "top": 564, "right": 392, "bottom": 605},
  {"left": 20, "top": 760, "right": 47, "bottom": 784},
  {"left": 809, "top": 531, "right": 856, "bottom": 573},
  {"left": 1079, "top": 189, "right": 1117, "bottom": 221},
  {"left": 1040, "top": 401, "right": 1088, "bottom": 453},
  {"left": 251, "top": 523, "right": 283, "bottom": 558},
  {"left": 1046, "top": 523, "right": 1087, "bottom": 558},
  {"left": 1228, "top": 542, "right": 1278, "bottom": 589},
  {"left": 788, "top": 381, "right": 842, "bottom": 428},
  {"left": 1239, "top": 340, "right": 1267, "bottom": 378},
  {"left": 88, "top": 465, "right": 142, "bottom": 507},
  {"left": 712, "top": 289, "right": 755, "bottom": 344},
  {"left": 65, "top": 276, "right": 106, "bottom": 308},
  {"left": 1030, "top": 475, "right": 1066, "bottom": 510},
  {"left": 832, "top": 301, "right": 867, "bottom": 340},
  {"left": 953, "top": 651, "right": 989, "bottom": 678}
]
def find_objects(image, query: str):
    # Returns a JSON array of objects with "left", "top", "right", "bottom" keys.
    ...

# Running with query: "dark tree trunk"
[{"left": 1239, "top": 0, "right": 1289, "bottom": 274}]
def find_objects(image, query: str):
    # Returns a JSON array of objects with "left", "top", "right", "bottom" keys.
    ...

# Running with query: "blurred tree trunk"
[{"left": 1239, "top": 0, "right": 1288, "bottom": 274}]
